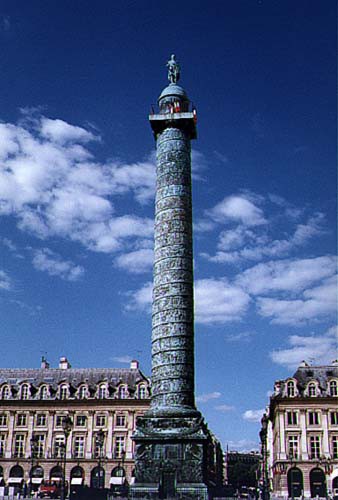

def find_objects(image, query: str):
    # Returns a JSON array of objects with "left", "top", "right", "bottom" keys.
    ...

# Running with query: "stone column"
[{"left": 150, "top": 126, "right": 196, "bottom": 417}]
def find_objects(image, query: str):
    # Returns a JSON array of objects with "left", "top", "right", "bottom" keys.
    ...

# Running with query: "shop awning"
[
  {"left": 71, "top": 478, "right": 83, "bottom": 485},
  {"left": 50, "top": 477, "right": 62, "bottom": 482},
  {"left": 110, "top": 477, "right": 123, "bottom": 485},
  {"left": 31, "top": 478, "right": 43, "bottom": 484},
  {"left": 8, "top": 478, "right": 24, "bottom": 484}
]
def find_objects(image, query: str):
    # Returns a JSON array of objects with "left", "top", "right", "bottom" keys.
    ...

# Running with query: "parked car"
[{"left": 38, "top": 480, "right": 62, "bottom": 498}]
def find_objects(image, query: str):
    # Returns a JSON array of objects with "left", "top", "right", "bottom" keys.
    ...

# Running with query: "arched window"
[
  {"left": 71, "top": 466, "right": 84, "bottom": 486},
  {"left": 308, "top": 383, "right": 316, "bottom": 397},
  {"left": 329, "top": 380, "right": 337, "bottom": 397},
  {"left": 98, "top": 385, "right": 107, "bottom": 399},
  {"left": 59, "top": 384, "right": 68, "bottom": 400},
  {"left": 138, "top": 385, "right": 147, "bottom": 399},
  {"left": 287, "top": 381, "right": 295, "bottom": 397},
  {"left": 1, "top": 385, "right": 10, "bottom": 399},
  {"left": 40, "top": 385, "right": 49, "bottom": 400},
  {"left": 50, "top": 465, "right": 63, "bottom": 481},
  {"left": 91, "top": 466, "right": 105, "bottom": 489},
  {"left": 9, "top": 465, "right": 24, "bottom": 478},
  {"left": 21, "top": 384, "right": 29, "bottom": 400},
  {"left": 110, "top": 467, "right": 125, "bottom": 486},
  {"left": 310, "top": 468, "right": 327, "bottom": 498},
  {"left": 287, "top": 467, "right": 303, "bottom": 499},
  {"left": 119, "top": 386, "right": 127, "bottom": 399},
  {"left": 78, "top": 386, "right": 87, "bottom": 399}
]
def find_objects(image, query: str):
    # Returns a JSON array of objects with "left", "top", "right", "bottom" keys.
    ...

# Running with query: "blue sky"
[{"left": 0, "top": 0, "right": 336, "bottom": 451}]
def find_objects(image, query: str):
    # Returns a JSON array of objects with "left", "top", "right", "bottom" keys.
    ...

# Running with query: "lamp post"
[
  {"left": 29, "top": 435, "right": 39, "bottom": 497},
  {"left": 95, "top": 430, "right": 105, "bottom": 489},
  {"left": 260, "top": 414, "right": 270, "bottom": 500},
  {"left": 61, "top": 416, "right": 73, "bottom": 500}
]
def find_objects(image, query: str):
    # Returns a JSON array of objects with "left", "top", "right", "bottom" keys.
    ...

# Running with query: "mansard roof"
[
  {"left": 292, "top": 364, "right": 338, "bottom": 389},
  {"left": 0, "top": 366, "right": 149, "bottom": 392},
  {"left": 271, "top": 362, "right": 338, "bottom": 401}
]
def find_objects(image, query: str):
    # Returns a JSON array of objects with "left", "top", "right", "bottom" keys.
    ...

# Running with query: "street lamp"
[
  {"left": 29, "top": 435, "right": 39, "bottom": 497},
  {"left": 260, "top": 414, "right": 270, "bottom": 500},
  {"left": 95, "top": 430, "right": 105, "bottom": 489},
  {"left": 61, "top": 416, "right": 73, "bottom": 500}
]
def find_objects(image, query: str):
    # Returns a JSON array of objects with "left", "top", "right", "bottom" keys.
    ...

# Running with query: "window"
[
  {"left": 53, "top": 436, "right": 65, "bottom": 458},
  {"left": 73, "top": 436, "right": 85, "bottom": 458},
  {"left": 35, "top": 434, "right": 45, "bottom": 458},
  {"left": 55, "top": 415, "right": 66, "bottom": 428},
  {"left": 118, "top": 386, "right": 127, "bottom": 399},
  {"left": 59, "top": 384, "right": 68, "bottom": 400},
  {"left": 308, "top": 383, "right": 316, "bottom": 397},
  {"left": 116, "top": 415, "right": 126, "bottom": 427},
  {"left": 287, "top": 381, "right": 295, "bottom": 397},
  {"left": 0, "top": 414, "right": 7, "bottom": 427},
  {"left": 308, "top": 411, "right": 320, "bottom": 425},
  {"left": 17, "top": 414, "right": 27, "bottom": 427},
  {"left": 1, "top": 386, "right": 10, "bottom": 399},
  {"left": 330, "top": 412, "right": 338, "bottom": 425},
  {"left": 93, "top": 436, "right": 105, "bottom": 458},
  {"left": 78, "top": 386, "right": 87, "bottom": 399},
  {"left": 21, "top": 384, "right": 29, "bottom": 400},
  {"left": 98, "top": 385, "right": 107, "bottom": 399},
  {"left": 0, "top": 434, "right": 5, "bottom": 457},
  {"left": 36, "top": 414, "right": 47, "bottom": 427},
  {"left": 332, "top": 436, "right": 338, "bottom": 459},
  {"left": 288, "top": 435, "right": 299, "bottom": 459},
  {"left": 40, "top": 385, "right": 49, "bottom": 400},
  {"left": 96, "top": 415, "right": 106, "bottom": 427},
  {"left": 309, "top": 435, "right": 321, "bottom": 459},
  {"left": 14, "top": 434, "right": 25, "bottom": 458},
  {"left": 76, "top": 415, "right": 87, "bottom": 427},
  {"left": 114, "top": 436, "right": 125, "bottom": 458},
  {"left": 287, "top": 411, "right": 298, "bottom": 426},
  {"left": 330, "top": 381, "right": 338, "bottom": 397},
  {"left": 138, "top": 385, "right": 147, "bottom": 399}
]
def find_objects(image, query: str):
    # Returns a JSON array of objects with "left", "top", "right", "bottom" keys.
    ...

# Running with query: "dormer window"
[
  {"left": 59, "top": 384, "right": 68, "bottom": 400},
  {"left": 287, "top": 381, "right": 295, "bottom": 397},
  {"left": 308, "top": 382, "right": 316, "bottom": 397},
  {"left": 98, "top": 385, "right": 107, "bottom": 399},
  {"left": 1, "top": 386, "right": 10, "bottom": 399},
  {"left": 138, "top": 385, "right": 147, "bottom": 399},
  {"left": 21, "top": 384, "right": 29, "bottom": 400},
  {"left": 40, "top": 385, "right": 49, "bottom": 400},
  {"left": 329, "top": 380, "right": 337, "bottom": 397},
  {"left": 118, "top": 386, "right": 127, "bottom": 399},
  {"left": 78, "top": 386, "right": 87, "bottom": 399}
]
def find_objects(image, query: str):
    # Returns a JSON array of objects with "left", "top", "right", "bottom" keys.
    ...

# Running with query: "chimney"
[
  {"left": 59, "top": 356, "right": 71, "bottom": 370},
  {"left": 130, "top": 360, "right": 139, "bottom": 370},
  {"left": 41, "top": 356, "right": 50, "bottom": 369}
]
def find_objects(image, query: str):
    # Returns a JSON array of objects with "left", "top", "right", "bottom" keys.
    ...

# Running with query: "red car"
[{"left": 38, "top": 480, "right": 62, "bottom": 498}]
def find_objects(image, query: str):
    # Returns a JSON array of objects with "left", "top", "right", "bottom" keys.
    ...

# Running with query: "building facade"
[
  {"left": 0, "top": 356, "right": 150, "bottom": 494},
  {"left": 263, "top": 361, "right": 338, "bottom": 499}
]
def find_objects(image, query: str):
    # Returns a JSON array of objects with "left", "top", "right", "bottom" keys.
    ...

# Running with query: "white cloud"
[
  {"left": 243, "top": 408, "right": 265, "bottom": 423},
  {"left": 236, "top": 256, "right": 337, "bottom": 295},
  {"left": 214, "top": 404, "right": 235, "bottom": 412},
  {"left": 32, "top": 248, "right": 85, "bottom": 281},
  {"left": 226, "top": 439, "right": 259, "bottom": 452},
  {"left": 204, "top": 214, "right": 325, "bottom": 264},
  {"left": 194, "top": 278, "right": 250, "bottom": 324},
  {"left": 270, "top": 326, "right": 338, "bottom": 368},
  {"left": 257, "top": 275, "right": 337, "bottom": 325},
  {"left": 125, "top": 281, "right": 153, "bottom": 312},
  {"left": 126, "top": 278, "right": 250, "bottom": 324},
  {"left": 196, "top": 391, "right": 221, "bottom": 403},
  {"left": 0, "top": 270, "right": 12, "bottom": 290},
  {"left": 115, "top": 248, "right": 153, "bottom": 274},
  {"left": 40, "top": 118, "right": 97, "bottom": 144},
  {"left": 225, "top": 331, "right": 252, "bottom": 342},
  {"left": 111, "top": 355, "right": 132, "bottom": 364},
  {"left": 208, "top": 195, "right": 267, "bottom": 226},
  {"left": 0, "top": 115, "right": 155, "bottom": 256}
]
